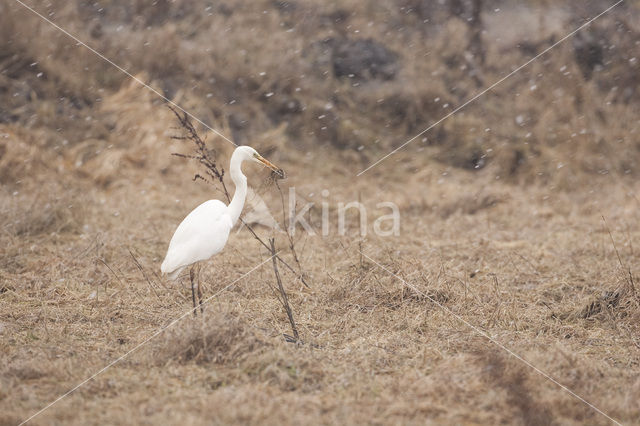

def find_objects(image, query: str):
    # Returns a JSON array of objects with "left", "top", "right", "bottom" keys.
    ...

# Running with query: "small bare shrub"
[{"left": 151, "top": 312, "right": 269, "bottom": 366}]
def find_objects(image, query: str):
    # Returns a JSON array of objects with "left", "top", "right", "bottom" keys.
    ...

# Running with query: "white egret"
[{"left": 161, "top": 146, "right": 284, "bottom": 314}]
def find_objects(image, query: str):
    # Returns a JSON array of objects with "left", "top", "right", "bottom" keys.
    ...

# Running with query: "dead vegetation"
[
  {"left": 1, "top": 0, "right": 640, "bottom": 425},
  {"left": 151, "top": 312, "right": 270, "bottom": 366},
  {"left": 477, "top": 349, "right": 554, "bottom": 426}
]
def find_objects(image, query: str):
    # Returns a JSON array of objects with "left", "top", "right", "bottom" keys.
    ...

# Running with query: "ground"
[{"left": 1, "top": 1, "right": 639, "bottom": 425}]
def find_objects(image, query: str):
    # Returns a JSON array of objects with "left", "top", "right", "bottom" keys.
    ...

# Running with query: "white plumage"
[
  {"left": 160, "top": 146, "right": 283, "bottom": 312},
  {"left": 161, "top": 199, "right": 232, "bottom": 280}
]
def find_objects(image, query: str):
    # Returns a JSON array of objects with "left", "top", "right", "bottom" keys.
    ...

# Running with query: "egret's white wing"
[{"left": 161, "top": 199, "right": 233, "bottom": 277}]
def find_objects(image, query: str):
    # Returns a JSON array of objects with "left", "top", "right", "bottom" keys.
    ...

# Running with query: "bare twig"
[
  {"left": 237, "top": 217, "right": 309, "bottom": 287},
  {"left": 96, "top": 257, "right": 124, "bottom": 293},
  {"left": 269, "top": 238, "right": 299, "bottom": 343},
  {"left": 275, "top": 180, "right": 305, "bottom": 278},
  {"left": 602, "top": 216, "right": 639, "bottom": 302},
  {"left": 129, "top": 249, "right": 161, "bottom": 301},
  {"left": 168, "top": 106, "right": 230, "bottom": 199}
]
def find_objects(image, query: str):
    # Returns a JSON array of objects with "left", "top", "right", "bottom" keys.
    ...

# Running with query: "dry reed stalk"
[{"left": 269, "top": 238, "right": 300, "bottom": 343}]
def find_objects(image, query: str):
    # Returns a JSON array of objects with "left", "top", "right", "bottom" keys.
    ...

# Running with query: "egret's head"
[{"left": 238, "top": 146, "right": 285, "bottom": 178}]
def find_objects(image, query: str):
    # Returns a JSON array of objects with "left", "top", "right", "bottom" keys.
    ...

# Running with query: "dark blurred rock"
[
  {"left": 403, "top": 0, "right": 484, "bottom": 23},
  {"left": 89, "top": 21, "right": 103, "bottom": 39},
  {"left": 448, "top": 0, "right": 484, "bottom": 22},
  {"left": 573, "top": 29, "right": 606, "bottom": 80},
  {"left": 310, "top": 109, "right": 339, "bottom": 147},
  {"left": 327, "top": 9, "right": 350, "bottom": 25},
  {"left": 138, "top": 0, "right": 171, "bottom": 26},
  {"left": 332, "top": 39, "right": 399, "bottom": 81},
  {"left": 273, "top": 96, "right": 302, "bottom": 115},
  {"left": 304, "top": 38, "right": 336, "bottom": 78},
  {"left": 264, "top": 95, "right": 302, "bottom": 125},
  {"left": 0, "top": 109, "right": 18, "bottom": 124},
  {"left": 272, "top": 0, "right": 297, "bottom": 14},
  {"left": 228, "top": 112, "right": 250, "bottom": 143}
]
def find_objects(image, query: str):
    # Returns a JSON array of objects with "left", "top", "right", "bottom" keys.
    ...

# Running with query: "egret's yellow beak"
[{"left": 257, "top": 155, "right": 286, "bottom": 179}]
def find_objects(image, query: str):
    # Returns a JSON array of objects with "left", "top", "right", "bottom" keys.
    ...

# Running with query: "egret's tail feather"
[
  {"left": 167, "top": 266, "right": 184, "bottom": 280},
  {"left": 161, "top": 256, "right": 185, "bottom": 281},
  {"left": 162, "top": 265, "right": 184, "bottom": 281}
]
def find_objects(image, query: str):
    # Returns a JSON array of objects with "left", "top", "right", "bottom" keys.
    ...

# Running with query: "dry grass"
[{"left": 1, "top": 0, "right": 640, "bottom": 425}]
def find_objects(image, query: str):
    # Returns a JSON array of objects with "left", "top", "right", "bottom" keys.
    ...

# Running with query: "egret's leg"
[
  {"left": 190, "top": 266, "right": 197, "bottom": 317},
  {"left": 196, "top": 263, "right": 204, "bottom": 314}
]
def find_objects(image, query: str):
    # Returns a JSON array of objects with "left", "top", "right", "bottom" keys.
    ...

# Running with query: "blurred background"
[{"left": 1, "top": 0, "right": 639, "bottom": 187}]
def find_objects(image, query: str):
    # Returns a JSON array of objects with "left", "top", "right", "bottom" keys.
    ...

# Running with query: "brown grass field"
[{"left": 1, "top": 0, "right": 640, "bottom": 424}]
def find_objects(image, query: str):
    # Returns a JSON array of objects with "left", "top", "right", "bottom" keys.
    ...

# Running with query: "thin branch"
[
  {"left": 238, "top": 217, "right": 309, "bottom": 287},
  {"left": 96, "top": 257, "right": 125, "bottom": 291},
  {"left": 129, "top": 249, "right": 161, "bottom": 301},
  {"left": 602, "top": 215, "right": 639, "bottom": 302},
  {"left": 275, "top": 179, "right": 305, "bottom": 279},
  {"left": 269, "top": 238, "right": 299, "bottom": 343}
]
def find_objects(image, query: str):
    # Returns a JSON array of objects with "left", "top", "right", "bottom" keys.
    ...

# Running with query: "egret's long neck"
[{"left": 227, "top": 153, "right": 247, "bottom": 226}]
